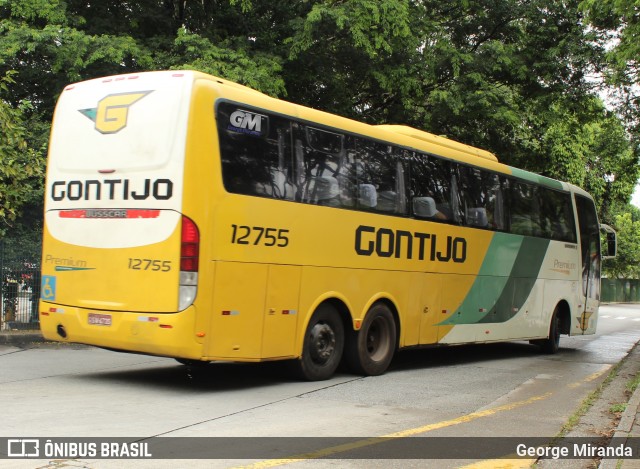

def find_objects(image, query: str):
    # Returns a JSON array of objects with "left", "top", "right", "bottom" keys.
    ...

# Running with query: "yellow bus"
[{"left": 39, "top": 70, "right": 616, "bottom": 380}]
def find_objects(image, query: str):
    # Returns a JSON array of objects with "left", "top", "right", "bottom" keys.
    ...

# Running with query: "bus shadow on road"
[
  {"left": 76, "top": 340, "right": 569, "bottom": 391},
  {"left": 77, "top": 359, "right": 309, "bottom": 392},
  {"left": 388, "top": 341, "right": 560, "bottom": 373}
]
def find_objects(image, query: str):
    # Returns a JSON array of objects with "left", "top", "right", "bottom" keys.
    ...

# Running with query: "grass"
[
  {"left": 554, "top": 348, "right": 640, "bottom": 440},
  {"left": 556, "top": 359, "right": 623, "bottom": 438},
  {"left": 626, "top": 371, "right": 640, "bottom": 394},
  {"left": 609, "top": 403, "right": 628, "bottom": 414}
]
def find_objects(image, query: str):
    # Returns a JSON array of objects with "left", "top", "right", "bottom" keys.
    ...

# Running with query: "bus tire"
[
  {"left": 293, "top": 303, "right": 344, "bottom": 381},
  {"left": 534, "top": 307, "right": 561, "bottom": 354},
  {"left": 346, "top": 303, "right": 396, "bottom": 376}
]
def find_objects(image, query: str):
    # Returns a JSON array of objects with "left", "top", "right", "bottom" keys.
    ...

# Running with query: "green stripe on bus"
[
  {"left": 510, "top": 168, "right": 564, "bottom": 190},
  {"left": 439, "top": 234, "right": 550, "bottom": 325}
]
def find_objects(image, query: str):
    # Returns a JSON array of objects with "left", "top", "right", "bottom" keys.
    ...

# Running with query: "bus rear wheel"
[
  {"left": 346, "top": 303, "right": 397, "bottom": 376},
  {"left": 293, "top": 303, "right": 344, "bottom": 381}
]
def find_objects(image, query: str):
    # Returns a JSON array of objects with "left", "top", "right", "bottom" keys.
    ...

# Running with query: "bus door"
[{"left": 574, "top": 195, "right": 601, "bottom": 334}]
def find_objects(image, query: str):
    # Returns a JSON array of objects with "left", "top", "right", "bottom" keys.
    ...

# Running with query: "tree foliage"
[
  {"left": 603, "top": 206, "right": 640, "bottom": 279},
  {"left": 0, "top": 0, "right": 638, "bottom": 271},
  {"left": 0, "top": 73, "right": 43, "bottom": 237},
  {"left": 581, "top": 0, "right": 640, "bottom": 128}
]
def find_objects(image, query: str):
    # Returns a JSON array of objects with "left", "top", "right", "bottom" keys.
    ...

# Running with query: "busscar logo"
[{"left": 79, "top": 91, "right": 152, "bottom": 134}]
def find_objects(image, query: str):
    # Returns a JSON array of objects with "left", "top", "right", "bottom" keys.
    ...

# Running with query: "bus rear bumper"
[{"left": 38, "top": 301, "right": 204, "bottom": 360}]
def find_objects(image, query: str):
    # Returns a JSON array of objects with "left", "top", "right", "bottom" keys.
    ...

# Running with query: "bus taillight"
[
  {"left": 179, "top": 216, "right": 199, "bottom": 310},
  {"left": 180, "top": 216, "right": 199, "bottom": 272}
]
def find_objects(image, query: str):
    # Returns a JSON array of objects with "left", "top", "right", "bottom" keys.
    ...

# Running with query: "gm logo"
[
  {"left": 79, "top": 91, "right": 152, "bottom": 134},
  {"left": 228, "top": 109, "right": 268, "bottom": 136}
]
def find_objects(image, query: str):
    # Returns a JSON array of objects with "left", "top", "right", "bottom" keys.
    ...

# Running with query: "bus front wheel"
[
  {"left": 532, "top": 307, "right": 561, "bottom": 354},
  {"left": 294, "top": 303, "right": 345, "bottom": 381},
  {"left": 346, "top": 303, "right": 397, "bottom": 376}
]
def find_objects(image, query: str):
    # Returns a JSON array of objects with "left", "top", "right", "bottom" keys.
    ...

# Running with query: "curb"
[
  {"left": 0, "top": 330, "right": 45, "bottom": 347},
  {"left": 599, "top": 368, "right": 640, "bottom": 469}
]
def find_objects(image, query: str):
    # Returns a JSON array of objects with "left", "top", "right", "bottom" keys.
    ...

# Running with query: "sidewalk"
[
  {"left": 600, "top": 381, "right": 640, "bottom": 469},
  {"left": 0, "top": 329, "right": 44, "bottom": 347}
]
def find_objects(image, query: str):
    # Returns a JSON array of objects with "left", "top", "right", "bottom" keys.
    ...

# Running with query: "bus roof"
[{"left": 376, "top": 125, "right": 498, "bottom": 162}]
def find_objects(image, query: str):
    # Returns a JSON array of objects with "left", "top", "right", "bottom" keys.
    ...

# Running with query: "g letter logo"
[{"left": 79, "top": 91, "right": 152, "bottom": 134}]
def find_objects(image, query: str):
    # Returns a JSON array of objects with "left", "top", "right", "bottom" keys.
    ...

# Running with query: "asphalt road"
[{"left": 1, "top": 304, "right": 639, "bottom": 468}]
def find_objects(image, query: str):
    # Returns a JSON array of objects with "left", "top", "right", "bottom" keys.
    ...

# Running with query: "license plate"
[{"left": 88, "top": 313, "right": 112, "bottom": 326}]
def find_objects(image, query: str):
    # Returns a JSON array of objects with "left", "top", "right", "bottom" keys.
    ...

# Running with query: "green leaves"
[
  {"left": 0, "top": 73, "right": 44, "bottom": 236},
  {"left": 1, "top": 0, "right": 68, "bottom": 23},
  {"left": 171, "top": 28, "right": 285, "bottom": 97},
  {"left": 0, "top": 0, "right": 636, "bottom": 265},
  {"left": 580, "top": 0, "right": 640, "bottom": 133},
  {"left": 289, "top": 0, "right": 411, "bottom": 59},
  {"left": 603, "top": 209, "right": 640, "bottom": 279}
]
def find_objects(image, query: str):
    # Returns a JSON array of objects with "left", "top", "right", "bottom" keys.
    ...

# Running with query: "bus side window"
[
  {"left": 218, "top": 103, "right": 295, "bottom": 200},
  {"left": 254, "top": 125, "right": 296, "bottom": 200},
  {"left": 455, "top": 166, "right": 505, "bottom": 230},
  {"left": 509, "top": 181, "right": 543, "bottom": 237},
  {"left": 336, "top": 136, "right": 358, "bottom": 208},
  {"left": 458, "top": 166, "right": 487, "bottom": 228},
  {"left": 296, "top": 125, "right": 354, "bottom": 207},
  {"left": 355, "top": 139, "right": 405, "bottom": 214},
  {"left": 539, "top": 188, "right": 577, "bottom": 243},
  {"left": 487, "top": 176, "right": 507, "bottom": 231},
  {"left": 409, "top": 152, "right": 452, "bottom": 222}
]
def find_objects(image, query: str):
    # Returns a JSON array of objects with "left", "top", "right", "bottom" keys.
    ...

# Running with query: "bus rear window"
[{"left": 50, "top": 76, "right": 187, "bottom": 172}]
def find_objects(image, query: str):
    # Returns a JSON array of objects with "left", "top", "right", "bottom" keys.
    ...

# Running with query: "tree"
[
  {"left": 281, "top": 0, "right": 637, "bottom": 215},
  {"left": 0, "top": 0, "right": 638, "bottom": 267},
  {"left": 580, "top": 0, "right": 640, "bottom": 128},
  {"left": 0, "top": 0, "right": 288, "bottom": 237},
  {"left": 602, "top": 207, "right": 640, "bottom": 279},
  {"left": 513, "top": 95, "right": 638, "bottom": 222},
  {"left": 0, "top": 73, "right": 43, "bottom": 237}
]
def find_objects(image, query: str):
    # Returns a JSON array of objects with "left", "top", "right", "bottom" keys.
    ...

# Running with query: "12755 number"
[
  {"left": 231, "top": 225, "right": 289, "bottom": 247},
  {"left": 128, "top": 258, "right": 172, "bottom": 271}
]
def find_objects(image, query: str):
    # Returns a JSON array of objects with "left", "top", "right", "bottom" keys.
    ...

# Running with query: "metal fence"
[
  {"left": 1, "top": 242, "right": 41, "bottom": 331},
  {"left": 601, "top": 278, "right": 640, "bottom": 303}
]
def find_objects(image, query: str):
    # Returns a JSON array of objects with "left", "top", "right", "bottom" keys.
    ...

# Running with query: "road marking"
[
  {"left": 229, "top": 393, "right": 552, "bottom": 469},
  {"left": 615, "top": 317, "right": 628, "bottom": 320},
  {"left": 582, "top": 366, "right": 610, "bottom": 382},
  {"left": 229, "top": 367, "right": 610, "bottom": 469},
  {"left": 567, "top": 365, "right": 610, "bottom": 388}
]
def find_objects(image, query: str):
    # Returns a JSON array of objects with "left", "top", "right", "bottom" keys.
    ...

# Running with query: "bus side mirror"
[{"left": 600, "top": 224, "right": 617, "bottom": 259}]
